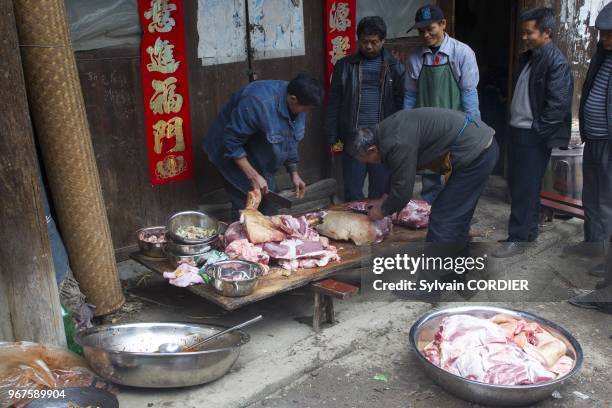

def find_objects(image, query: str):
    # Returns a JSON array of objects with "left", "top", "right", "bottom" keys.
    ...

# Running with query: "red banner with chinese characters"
[
  {"left": 325, "top": 0, "right": 356, "bottom": 155},
  {"left": 324, "top": 0, "right": 357, "bottom": 92},
  {"left": 138, "top": 0, "right": 193, "bottom": 185}
]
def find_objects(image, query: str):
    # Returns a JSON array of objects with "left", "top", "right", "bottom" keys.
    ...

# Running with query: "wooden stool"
[{"left": 311, "top": 279, "right": 359, "bottom": 332}]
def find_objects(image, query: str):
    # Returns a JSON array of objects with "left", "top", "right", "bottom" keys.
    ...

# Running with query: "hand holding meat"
[
  {"left": 367, "top": 202, "right": 384, "bottom": 221},
  {"left": 249, "top": 173, "right": 269, "bottom": 194},
  {"left": 291, "top": 172, "right": 306, "bottom": 199}
]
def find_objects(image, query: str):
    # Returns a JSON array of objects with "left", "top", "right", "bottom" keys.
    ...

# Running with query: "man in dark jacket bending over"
[{"left": 347, "top": 107, "right": 498, "bottom": 243}]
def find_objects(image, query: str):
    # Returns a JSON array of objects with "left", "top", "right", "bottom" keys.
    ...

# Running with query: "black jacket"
[
  {"left": 516, "top": 41, "right": 573, "bottom": 148},
  {"left": 324, "top": 49, "right": 405, "bottom": 145},
  {"left": 579, "top": 42, "right": 612, "bottom": 142}
]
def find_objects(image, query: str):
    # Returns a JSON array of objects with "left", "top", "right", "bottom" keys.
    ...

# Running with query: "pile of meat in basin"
[{"left": 422, "top": 314, "right": 575, "bottom": 385}]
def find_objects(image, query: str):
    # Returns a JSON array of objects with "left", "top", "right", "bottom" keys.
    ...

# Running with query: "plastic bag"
[{"left": 0, "top": 342, "right": 95, "bottom": 408}]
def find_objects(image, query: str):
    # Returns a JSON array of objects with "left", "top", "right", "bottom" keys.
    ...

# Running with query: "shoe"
[
  {"left": 595, "top": 280, "right": 611, "bottom": 290},
  {"left": 563, "top": 242, "right": 605, "bottom": 257},
  {"left": 568, "top": 294, "right": 601, "bottom": 310},
  {"left": 568, "top": 288, "right": 612, "bottom": 313},
  {"left": 491, "top": 241, "right": 525, "bottom": 258},
  {"left": 588, "top": 263, "right": 605, "bottom": 278}
]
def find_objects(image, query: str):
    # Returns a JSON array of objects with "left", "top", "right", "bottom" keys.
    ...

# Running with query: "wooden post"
[{"left": 0, "top": 0, "right": 65, "bottom": 346}]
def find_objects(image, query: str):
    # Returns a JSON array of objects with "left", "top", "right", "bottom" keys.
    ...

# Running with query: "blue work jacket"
[{"left": 203, "top": 80, "right": 305, "bottom": 193}]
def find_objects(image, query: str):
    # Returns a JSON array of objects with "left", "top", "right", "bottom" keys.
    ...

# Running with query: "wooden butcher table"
[{"left": 130, "top": 208, "right": 427, "bottom": 311}]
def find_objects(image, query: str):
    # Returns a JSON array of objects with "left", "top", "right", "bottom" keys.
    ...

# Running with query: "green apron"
[
  {"left": 416, "top": 60, "right": 462, "bottom": 111},
  {"left": 416, "top": 59, "right": 463, "bottom": 180}
]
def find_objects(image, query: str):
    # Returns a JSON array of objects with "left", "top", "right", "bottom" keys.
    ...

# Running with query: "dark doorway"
[{"left": 455, "top": 0, "right": 515, "bottom": 176}]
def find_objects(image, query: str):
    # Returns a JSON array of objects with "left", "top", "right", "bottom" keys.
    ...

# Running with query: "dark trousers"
[
  {"left": 342, "top": 153, "right": 389, "bottom": 201},
  {"left": 224, "top": 180, "right": 278, "bottom": 222},
  {"left": 421, "top": 174, "right": 444, "bottom": 204},
  {"left": 507, "top": 127, "right": 552, "bottom": 242},
  {"left": 583, "top": 139, "right": 612, "bottom": 243},
  {"left": 426, "top": 139, "right": 499, "bottom": 242}
]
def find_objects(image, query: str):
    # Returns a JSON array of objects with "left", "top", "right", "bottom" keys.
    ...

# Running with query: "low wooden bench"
[
  {"left": 311, "top": 279, "right": 359, "bottom": 332},
  {"left": 540, "top": 191, "right": 584, "bottom": 220}
]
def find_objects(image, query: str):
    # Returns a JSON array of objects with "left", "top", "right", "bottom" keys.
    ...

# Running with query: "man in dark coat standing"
[
  {"left": 493, "top": 8, "right": 573, "bottom": 258},
  {"left": 568, "top": 2, "right": 612, "bottom": 315},
  {"left": 324, "top": 16, "right": 405, "bottom": 202}
]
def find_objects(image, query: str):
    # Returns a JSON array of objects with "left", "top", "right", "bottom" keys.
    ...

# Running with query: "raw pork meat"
[
  {"left": 392, "top": 199, "right": 431, "bottom": 229},
  {"left": 316, "top": 211, "right": 378, "bottom": 246},
  {"left": 224, "top": 222, "right": 247, "bottom": 245},
  {"left": 348, "top": 199, "right": 431, "bottom": 229},
  {"left": 224, "top": 239, "right": 270, "bottom": 274},
  {"left": 422, "top": 315, "right": 570, "bottom": 385},
  {"left": 262, "top": 239, "right": 340, "bottom": 271},
  {"left": 163, "top": 264, "right": 203, "bottom": 287}
]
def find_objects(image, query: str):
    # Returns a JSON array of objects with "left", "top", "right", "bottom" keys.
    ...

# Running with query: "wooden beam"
[{"left": 0, "top": 0, "right": 65, "bottom": 345}]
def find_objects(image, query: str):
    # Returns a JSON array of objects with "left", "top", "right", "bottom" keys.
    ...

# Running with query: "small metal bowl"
[
  {"left": 166, "top": 250, "right": 212, "bottom": 269},
  {"left": 75, "top": 322, "right": 249, "bottom": 388},
  {"left": 165, "top": 236, "right": 218, "bottom": 256},
  {"left": 136, "top": 226, "right": 167, "bottom": 258},
  {"left": 167, "top": 211, "right": 218, "bottom": 244},
  {"left": 409, "top": 305, "right": 583, "bottom": 407},
  {"left": 205, "top": 260, "right": 262, "bottom": 297}
]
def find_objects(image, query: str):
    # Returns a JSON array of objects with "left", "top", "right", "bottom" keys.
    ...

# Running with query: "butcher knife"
[{"left": 264, "top": 191, "right": 293, "bottom": 208}]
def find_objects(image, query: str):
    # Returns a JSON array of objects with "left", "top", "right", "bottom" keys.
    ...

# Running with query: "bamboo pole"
[
  {"left": 0, "top": 0, "right": 65, "bottom": 345},
  {"left": 12, "top": 0, "right": 125, "bottom": 315}
]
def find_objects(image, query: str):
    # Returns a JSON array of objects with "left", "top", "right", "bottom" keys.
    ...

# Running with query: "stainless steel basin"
[
  {"left": 409, "top": 305, "right": 583, "bottom": 406},
  {"left": 76, "top": 322, "right": 249, "bottom": 388}
]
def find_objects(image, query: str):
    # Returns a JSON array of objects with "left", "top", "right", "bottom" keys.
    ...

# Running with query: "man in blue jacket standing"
[
  {"left": 204, "top": 74, "right": 323, "bottom": 220},
  {"left": 403, "top": 4, "right": 480, "bottom": 205}
]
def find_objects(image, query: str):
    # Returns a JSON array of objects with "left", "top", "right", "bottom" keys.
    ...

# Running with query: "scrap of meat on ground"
[
  {"left": 315, "top": 210, "right": 379, "bottom": 246},
  {"left": 422, "top": 314, "right": 574, "bottom": 385},
  {"left": 348, "top": 199, "right": 431, "bottom": 229}
]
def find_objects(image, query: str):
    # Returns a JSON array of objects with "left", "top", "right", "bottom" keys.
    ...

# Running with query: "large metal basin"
[
  {"left": 76, "top": 322, "right": 249, "bottom": 388},
  {"left": 409, "top": 306, "right": 583, "bottom": 407}
]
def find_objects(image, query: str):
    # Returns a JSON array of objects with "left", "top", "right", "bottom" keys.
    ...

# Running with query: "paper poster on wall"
[
  {"left": 248, "top": 0, "right": 305, "bottom": 60},
  {"left": 197, "top": 0, "right": 247, "bottom": 65}
]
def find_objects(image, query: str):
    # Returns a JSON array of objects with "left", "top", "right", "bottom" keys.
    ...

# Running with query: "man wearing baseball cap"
[
  {"left": 403, "top": 4, "right": 480, "bottom": 205},
  {"left": 569, "top": 1, "right": 612, "bottom": 313}
]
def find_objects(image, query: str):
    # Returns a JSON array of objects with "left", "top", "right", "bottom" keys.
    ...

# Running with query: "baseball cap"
[
  {"left": 595, "top": 1, "right": 612, "bottom": 31},
  {"left": 406, "top": 4, "right": 445, "bottom": 33}
]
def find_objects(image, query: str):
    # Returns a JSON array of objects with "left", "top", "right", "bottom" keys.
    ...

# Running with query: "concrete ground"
[{"left": 113, "top": 191, "right": 612, "bottom": 408}]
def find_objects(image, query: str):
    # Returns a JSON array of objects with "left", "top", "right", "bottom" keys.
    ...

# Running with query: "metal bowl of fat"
[{"left": 409, "top": 305, "right": 583, "bottom": 406}]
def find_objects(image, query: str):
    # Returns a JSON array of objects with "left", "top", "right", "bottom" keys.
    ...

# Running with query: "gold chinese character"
[
  {"left": 150, "top": 77, "right": 183, "bottom": 114},
  {"left": 144, "top": 0, "right": 177, "bottom": 33},
  {"left": 156, "top": 155, "right": 186, "bottom": 179},
  {"left": 147, "top": 38, "right": 180, "bottom": 74},
  {"left": 329, "top": 35, "right": 350, "bottom": 65},
  {"left": 329, "top": 2, "right": 351, "bottom": 33},
  {"left": 153, "top": 117, "right": 185, "bottom": 154}
]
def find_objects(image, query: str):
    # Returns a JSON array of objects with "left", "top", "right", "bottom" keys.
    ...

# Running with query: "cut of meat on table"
[
  {"left": 316, "top": 210, "right": 378, "bottom": 246},
  {"left": 224, "top": 222, "right": 247, "bottom": 245},
  {"left": 262, "top": 239, "right": 340, "bottom": 271},
  {"left": 422, "top": 314, "right": 574, "bottom": 385},
  {"left": 241, "top": 209, "right": 286, "bottom": 244},
  {"left": 224, "top": 239, "right": 270, "bottom": 274},
  {"left": 348, "top": 199, "right": 431, "bottom": 229},
  {"left": 392, "top": 199, "right": 431, "bottom": 229}
]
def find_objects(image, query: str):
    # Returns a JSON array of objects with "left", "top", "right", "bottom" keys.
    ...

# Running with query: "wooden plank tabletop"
[{"left": 131, "top": 206, "right": 427, "bottom": 311}]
